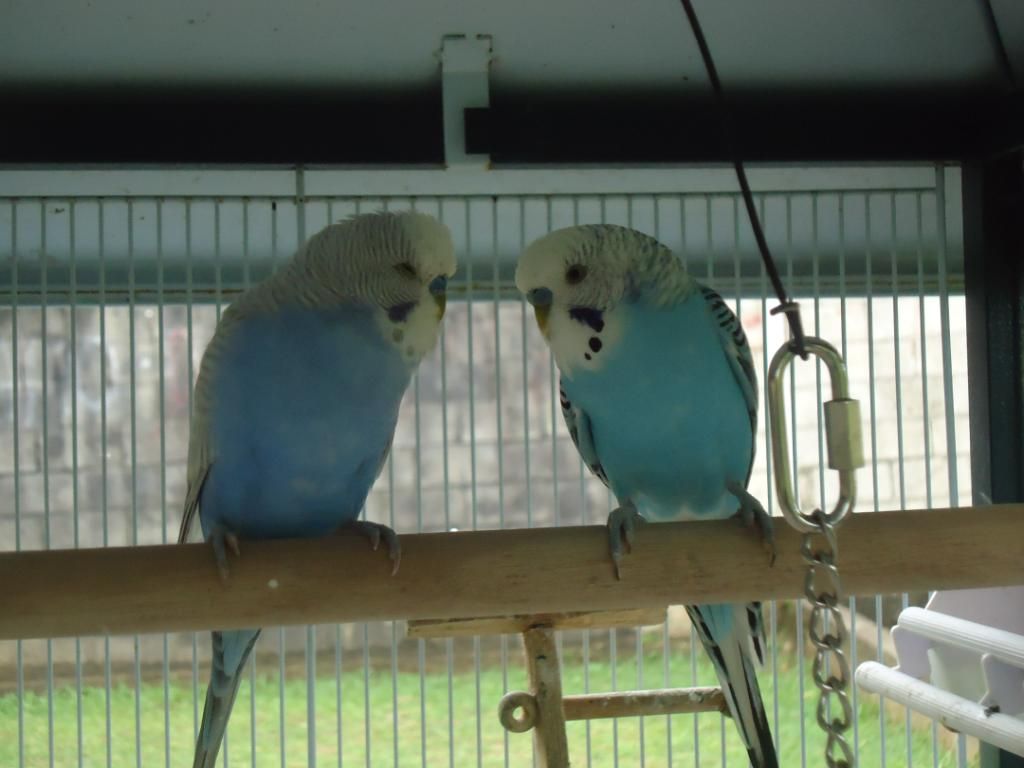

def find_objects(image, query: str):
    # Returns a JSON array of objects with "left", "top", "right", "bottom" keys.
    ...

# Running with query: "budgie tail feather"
[
  {"left": 192, "top": 629, "right": 261, "bottom": 768},
  {"left": 687, "top": 604, "right": 778, "bottom": 768}
]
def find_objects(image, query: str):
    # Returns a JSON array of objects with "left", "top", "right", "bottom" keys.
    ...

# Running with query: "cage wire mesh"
[{"left": 0, "top": 165, "right": 972, "bottom": 767}]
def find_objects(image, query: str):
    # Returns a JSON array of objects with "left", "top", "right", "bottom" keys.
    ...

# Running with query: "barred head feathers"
[
  {"left": 515, "top": 224, "right": 692, "bottom": 315},
  {"left": 230, "top": 210, "right": 457, "bottom": 364}
]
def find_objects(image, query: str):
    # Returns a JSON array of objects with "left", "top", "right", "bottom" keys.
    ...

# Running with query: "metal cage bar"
[{"left": 0, "top": 164, "right": 973, "bottom": 768}]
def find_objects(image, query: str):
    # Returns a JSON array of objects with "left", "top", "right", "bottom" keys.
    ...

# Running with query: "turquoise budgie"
[
  {"left": 516, "top": 224, "right": 777, "bottom": 768},
  {"left": 178, "top": 211, "right": 456, "bottom": 768}
]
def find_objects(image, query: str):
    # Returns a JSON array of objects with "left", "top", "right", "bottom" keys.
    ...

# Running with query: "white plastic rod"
[
  {"left": 856, "top": 662, "right": 1024, "bottom": 757},
  {"left": 898, "top": 607, "right": 1024, "bottom": 668}
]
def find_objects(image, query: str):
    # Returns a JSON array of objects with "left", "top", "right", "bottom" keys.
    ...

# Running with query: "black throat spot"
[{"left": 568, "top": 306, "right": 605, "bottom": 333}]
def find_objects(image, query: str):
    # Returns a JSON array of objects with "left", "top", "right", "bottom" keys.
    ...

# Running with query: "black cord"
[{"left": 678, "top": 0, "right": 808, "bottom": 359}]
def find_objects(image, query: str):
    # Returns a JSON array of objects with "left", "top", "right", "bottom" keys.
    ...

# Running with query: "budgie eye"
[
  {"left": 395, "top": 262, "right": 418, "bottom": 279},
  {"left": 565, "top": 264, "right": 588, "bottom": 285}
]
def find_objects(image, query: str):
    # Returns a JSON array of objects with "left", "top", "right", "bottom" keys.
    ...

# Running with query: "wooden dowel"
[
  {"left": 522, "top": 627, "right": 570, "bottom": 768},
  {"left": 407, "top": 608, "right": 666, "bottom": 639},
  {"left": 1, "top": 505, "right": 1022, "bottom": 640},
  {"left": 562, "top": 687, "right": 728, "bottom": 720}
]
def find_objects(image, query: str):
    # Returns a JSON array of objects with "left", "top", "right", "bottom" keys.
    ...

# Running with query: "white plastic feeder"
[{"left": 855, "top": 586, "right": 1024, "bottom": 757}]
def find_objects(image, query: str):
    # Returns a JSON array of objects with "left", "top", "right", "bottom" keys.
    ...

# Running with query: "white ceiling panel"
[{"left": 0, "top": 0, "right": 1013, "bottom": 91}]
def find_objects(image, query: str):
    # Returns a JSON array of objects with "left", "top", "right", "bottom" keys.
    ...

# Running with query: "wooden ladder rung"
[
  {"left": 499, "top": 685, "right": 727, "bottom": 732},
  {"left": 562, "top": 687, "right": 728, "bottom": 720}
]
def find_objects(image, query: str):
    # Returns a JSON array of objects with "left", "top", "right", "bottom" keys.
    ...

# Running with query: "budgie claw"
[
  {"left": 606, "top": 501, "right": 645, "bottom": 580},
  {"left": 210, "top": 526, "right": 241, "bottom": 583},
  {"left": 727, "top": 480, "right": 776, "bottom": 566},
  {"left": 347, "top": 520, "right": 402, "bottom": 576}
]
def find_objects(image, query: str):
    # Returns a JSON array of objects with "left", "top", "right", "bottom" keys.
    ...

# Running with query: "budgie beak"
[
  {"left": 533, "top": 305, "right": 550, "bottom": 335},
  {"left": 526, "top": 287, "right": 553, "bottom": 336},
  {"left": 429, "top": 275, "right": 448, "bottom": 318}
]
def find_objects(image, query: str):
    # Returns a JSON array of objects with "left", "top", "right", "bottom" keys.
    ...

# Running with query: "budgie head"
[
  {"left": 291, "top": 211, "right": 457, "bottom": 363},
  {"left": 515, "top": 224, "right": 692, "bottom": 373}
]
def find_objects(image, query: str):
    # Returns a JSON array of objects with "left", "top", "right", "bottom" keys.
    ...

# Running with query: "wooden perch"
[{"left": 1, "top": 505, "right": 1022, "bottom": 640}]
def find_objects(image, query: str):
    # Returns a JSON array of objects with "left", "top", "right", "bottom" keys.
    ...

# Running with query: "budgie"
[
  {"left": 177, "top": 211, "right": 456, "bottom": 768},
  {"left": 516, "top": 224, "right": 777, "bottom": 768}
]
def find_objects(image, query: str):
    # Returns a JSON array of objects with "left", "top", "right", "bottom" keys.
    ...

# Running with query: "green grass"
[{"left": 1, "top": 639, "right": 970, "bottom": 767}]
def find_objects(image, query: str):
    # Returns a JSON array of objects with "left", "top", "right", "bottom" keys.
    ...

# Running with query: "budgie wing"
[
  {"left": 372, "top": 434, "right": 395, "bottom": 483},
  {"left": 698, "top": 284, "right": 758, "bottom": 484},
  {"left": 177, "top": 321, "right": 231, "bottom": 545},
  {"left": 697, "top": 285, "right": 769, "bottom": 668},
  {"left": 178, "top": 460, "right": 210, "bottom": 544},
  {"left": 559, "top": 381, "right": 610, "bottom": 489},
  {"left": 177, "top": 389, "right": 214, "bottom": 544}
]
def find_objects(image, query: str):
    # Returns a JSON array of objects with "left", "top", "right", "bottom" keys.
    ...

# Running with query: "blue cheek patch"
[{"left": 387, "top": 301, "right": 417, "bottom": 323}]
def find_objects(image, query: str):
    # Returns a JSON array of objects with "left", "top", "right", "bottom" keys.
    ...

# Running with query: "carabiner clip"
[{"left": 767, "top": 337, "right": 864, "bottom": 534}]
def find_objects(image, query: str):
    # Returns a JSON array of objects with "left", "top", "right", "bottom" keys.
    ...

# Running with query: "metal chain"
[{"left": 801, "top": 509, "right": 855, "bottom": 767}]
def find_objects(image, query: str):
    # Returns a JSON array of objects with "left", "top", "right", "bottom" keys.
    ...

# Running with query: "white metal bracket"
[{"left": 440, "top": 34, "right": 493, "bottom": 169}]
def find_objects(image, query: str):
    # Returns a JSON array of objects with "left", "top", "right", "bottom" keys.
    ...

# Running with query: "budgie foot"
[
  {"left": 727, "top": 480, "right": 776, "bottom": 567},
  {"left": 606, "top": 500, "right": 645, "bottom": 581},
  {"left": 344, "top": 520, "right": 402, "bottom": 576},
  {"left": 209, "top": 525, "right": 241, "bottom": 583}
]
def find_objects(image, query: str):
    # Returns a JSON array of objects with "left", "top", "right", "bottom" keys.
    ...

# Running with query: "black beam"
[
  {"left": 964, "top": 149, "right": 1024, "bottom": 768},
  {"left": 964, "top": 150, "right": 1024, "bottom": 505},
  {"left": 466, "top": 91, "right": 1024, "bottom": 164},
  {"left": 1, "top": 87, "right": 1021, "bottom": 165},
  {"left": 0, "top": 87, "right": 444, "bottom": 164}
]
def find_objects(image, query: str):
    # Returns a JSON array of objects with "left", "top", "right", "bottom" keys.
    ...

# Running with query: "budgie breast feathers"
[
  {"left": 558, "top": 292, "right": 753, "bottom": 522},
  {"left": 197, "top": 302, "right": 413, "bottom": 541}
]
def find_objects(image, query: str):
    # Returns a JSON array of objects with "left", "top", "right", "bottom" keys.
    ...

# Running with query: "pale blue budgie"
[
  {"left": 177, "top": 211, "right": 456, "bottom": 768},
  {"left": 516, "top": 224, "right": 777, "bottom": 768}
]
